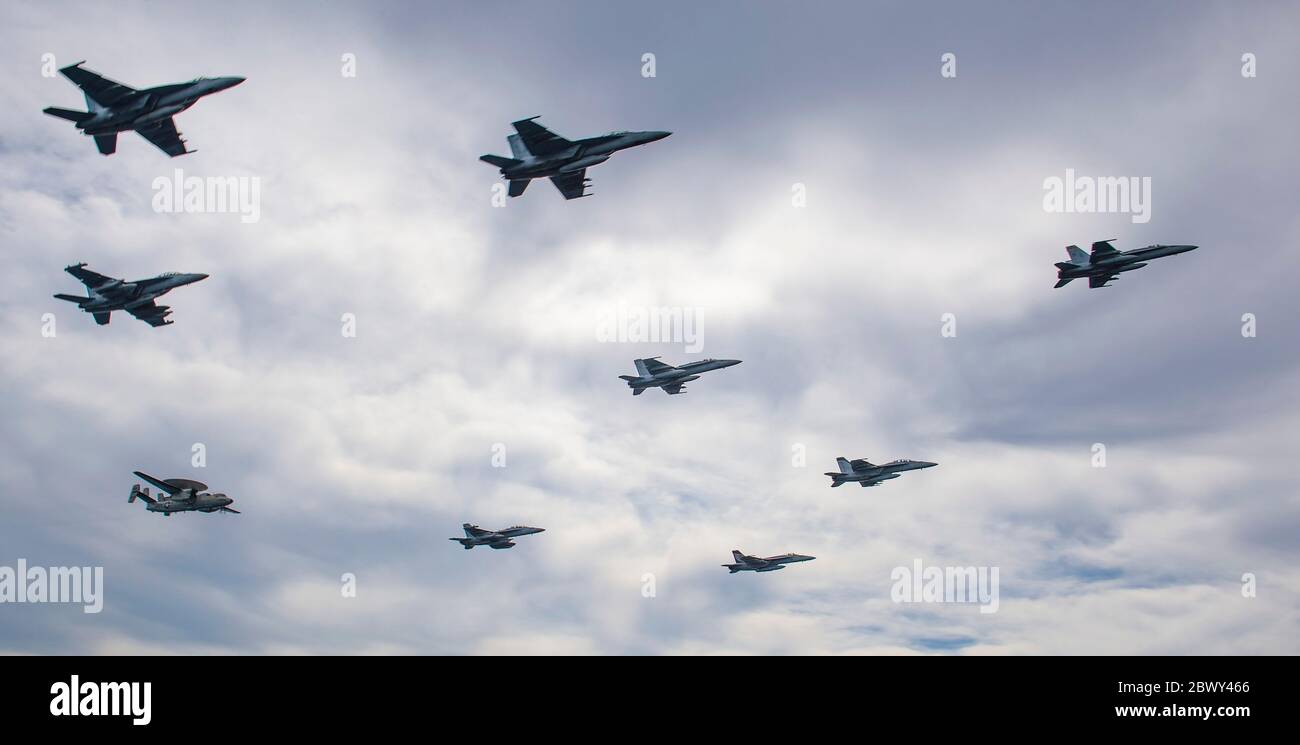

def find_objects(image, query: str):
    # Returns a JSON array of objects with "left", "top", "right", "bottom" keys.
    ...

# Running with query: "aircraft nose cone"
[
  {"left": 918, "top": 461, "right": 938, "bottom": 468},
  {"left": 645, "top": 131, "right": 671, "bottom": 143},
  {"left": 722, "top": 359, "right": 742, "bottom": 367}
]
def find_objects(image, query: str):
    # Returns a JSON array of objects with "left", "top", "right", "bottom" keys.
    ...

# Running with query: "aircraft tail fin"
[
  {"left": 129, "top": 485, "right": 156, "bottom": 505},
  {"left": 731, "top": 550, "right": 747, "bottom": 563},
  {"left": 53, "top": 293, "right": 90, "bottom": 304},
  {"left": 825, "top": 472, "right": 845, "bottom": 486},
  {"left": 43, "top": 107, "right": 92, "bottom": 123},
  {"left": 84, "top": 91, "right": 103, "bottom": 113},
  {"left": 507, "top": 133, "right": 530, "bottom": 159},
  {"left": 94, "top": 133, "right": 117, "bottom": 156},
  {"left": 836, "top": 457, "right": 855, "bottom": 474},
  {"left": 479, "top": 154, "right": 521, "bottom": 169},
  {"left": 1065, "top": 245, "right": 1088, "bottom": 264}
]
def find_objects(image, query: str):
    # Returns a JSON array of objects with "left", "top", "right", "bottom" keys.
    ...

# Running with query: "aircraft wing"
[
  {"left": 463, "top": 524, "right": 490, "bottom": 538},
  {"left": 511, "top": 117, "right": 572, "bottom": 157},
  {"left": 59, "top": 63, "right": 137, "bottom": 107},
  {"left": 850, "top": 459, "right": 876, "bottom": 470},
  {"left": 125, "top": 300, "right": 173, "bottom": 327},
  {"left": 1090, "top": 239, "right": 1120, "bottom": 260},
  {"left": 135, "top": 117, "right": 192, "bottom": 157},
  {"left": 132, "top": 471, "right": 181, "bottom": 496},
  {"left": 548, "top": 169, "right": 590, "bottom": 200},
  {"left": 65, "top": 263, "right": 114, "bottom": 290},
  {"left": 1088, "top": 273, "right": 1117, "bottom": 288},
  {"left": 640, "top": 358, "right": 677, "bottom": 375}
]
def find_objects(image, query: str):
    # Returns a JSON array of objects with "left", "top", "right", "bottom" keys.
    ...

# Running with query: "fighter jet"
[
  {"left": 619, "top": 357, "right": 741, "bottom": 395},
  {"left": 1054, "top": 239, "right": 1198, "bottom": 288},
  {"left": 43, "top": 62, "right": 244, "bottom": 156},
  {"left": 451, "top": 523, "right": 545, "bottom": 550},
  {"left": 129, "top": 472, "right": 239, "bottom": 516},
  {"left": 479, "top": 117, "right": 670, "bottom": 199},
  {"left": 826, "top": 457, "right": 937, "bottom": 488},
  {"left": 723, "top": 550, "right": 816, "bottom": 574},
  {"left": 54, "top": 263, "right": 207, "bottom": 327}
]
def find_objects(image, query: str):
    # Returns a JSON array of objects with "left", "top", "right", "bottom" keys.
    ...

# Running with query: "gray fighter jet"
[
  {"left": 723, "top": 550, "right": 816, "bottom": 574},
  {"left": 619, "top": 357, "right": 741, "bottom": 395},
  {"left": 43, "top": 62, "right": 244, "bottom": 156},
  {"left": 129, "top": 472, "right": 239, "bottom": 516},
  {"left": 54, "top": 263, "right": 207, "bottom": 327},
  {"left": 1054, "top": 239, "right": 1198, "bottom": 288},
  {"left": 480, "top": 117, "right": 670, "bottom": 199},
  {"left": 826, "top": 457, "right": 937, "bottom": 488},
  {"left": 451, "top": 523, "right": 545, "bottom": 550}
]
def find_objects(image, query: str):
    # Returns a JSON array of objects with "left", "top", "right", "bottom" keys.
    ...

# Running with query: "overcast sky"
[{"left": 1, "top": 0, "right": 1297, "bottom": 654}]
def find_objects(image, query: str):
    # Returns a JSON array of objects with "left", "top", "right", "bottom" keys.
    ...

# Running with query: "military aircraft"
[
  {"left": 43, "top": 62, "right": 244, "bottom": 156},
  {"left": 723, "top": 550, "right": 816, "bottom": 574},
  {"left": 451, "top": 523, "right": 545, "bottom": 550},
  {"left": 619, "top": 357, "right": 741, "bottom": 395},
  {"left": 1054, "top": 239, "right": 1198, "bottom": 288},
  {"left": 129, "top": 472, "right": 239, "bottom": 516},
  {"left": 54, "top": 263, "right": 207, "bottom": 327},
  {"left": 479, "top": 117, "right": 670, "bottom": 199},
  {"left": 826, "top": 457, "right": 937, "bottom": 488}
]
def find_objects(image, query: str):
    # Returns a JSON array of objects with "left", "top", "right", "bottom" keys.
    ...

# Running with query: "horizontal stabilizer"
[
  {"left": 479, "top": 154, "right": 521, "bottom": 169},
  {"left": 1053, "top": 278, "right": 1073, "bottom": 288},
  {"left": 43, "top": 107, "right": 92, "bottom": 123},
  {"left": 508, "top": 179, "right": 530, "bottom": 197},
  {"left": 53, "top": 293, "right": 90, "bottom": 303}
]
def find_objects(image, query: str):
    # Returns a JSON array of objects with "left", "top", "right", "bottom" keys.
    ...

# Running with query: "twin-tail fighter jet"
[
  {"left": 451, "top": 523, "right": 545, "bottom": 550},
  {"left": 480, "top": 117, "right": 670, "bottom": 199},
  {"left": 826, "top": 457, "right": 937, "bottom": 488},
  {"left": 1054, "top": 239, "right": 1198, "bottom": 289},
  {"left": 619, "top": 357, "right": 741, "bottom": 396},
  {"left": 54, "top": 263, "right": 207, "bottom": 327},
  {"left": 43, "top": 62, "right": 244, "bottom": 156},
  {"left": 723, "top": 550, "right": 816, "bottom": 573}
]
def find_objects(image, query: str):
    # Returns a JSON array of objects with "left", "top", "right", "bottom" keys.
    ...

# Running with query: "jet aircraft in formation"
[
  {"left": 619, "top": 357, "right": 741, "bottom": 395},
  {"left": 129, "top": 472, "right": 239, "bottom": 516},
  {"left": 451, "top": 523, "right": 546, "bottom": 550},
  {"left": 826, "top": 457, "right": 937, "bottom": 488},
  {"left": 480, "top": 117, "right": 670, "bottom": 200},
  {"left": 1054, "top": 239, "right": 1198, "bottom": 288},
  {"left": 54, "top": 263, "right": 207, "bottom": 327},
  {"left": 723, "top": 550, "right": 816, "bottom": 573},
  {"left": 43, "top": 62, "right": 244, "bottom": 156}
]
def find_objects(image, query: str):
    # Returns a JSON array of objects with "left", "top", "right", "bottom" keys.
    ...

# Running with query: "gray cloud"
[{"left": 0, "top": 0, "right": 1297, "bottom": 655}]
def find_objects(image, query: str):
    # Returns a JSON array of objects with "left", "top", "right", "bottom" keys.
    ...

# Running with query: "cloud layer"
[{"left": 0, "top": 0, "right": 1296, "bottom": 654}]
